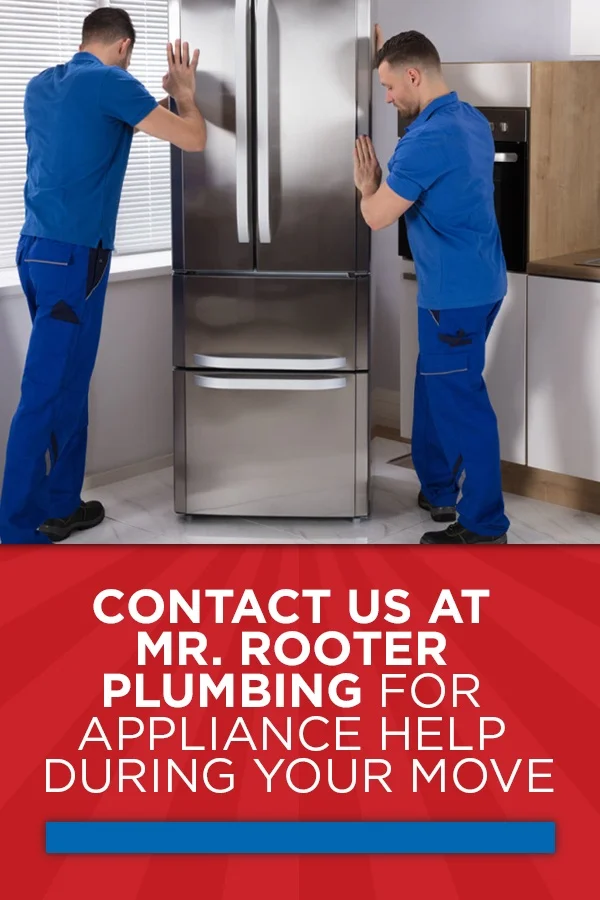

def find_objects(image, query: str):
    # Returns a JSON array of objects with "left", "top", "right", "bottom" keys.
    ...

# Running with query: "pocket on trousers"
[
  {"left": 419, "top": 352, "right": 469, "bottom": 377},
  {"left": 86, "top": 246, "right": 111, "bottom": 300},
  {"left": 24, "top": 238, "right": 74, "bottom": 300}
]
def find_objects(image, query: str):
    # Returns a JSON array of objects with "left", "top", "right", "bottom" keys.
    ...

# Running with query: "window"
[{"left": 0, "top": 0, "right": 170, "bottom": 269}]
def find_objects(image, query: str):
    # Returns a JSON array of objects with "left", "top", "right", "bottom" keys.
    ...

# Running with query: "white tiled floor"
[{"left": 70, "top": 438, "right": 600, "bottom": 544}]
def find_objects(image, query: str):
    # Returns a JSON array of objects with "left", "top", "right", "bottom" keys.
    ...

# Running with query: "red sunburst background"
[{"left": 1, "top": 545, "right": 598, "bottom": 899}]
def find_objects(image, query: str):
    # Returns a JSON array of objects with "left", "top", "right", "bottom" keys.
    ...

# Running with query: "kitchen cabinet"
[
  {"left": 571, "top": 1, "right": 600, "bottom": 65},
  {"left": 528, "top": 276, "right": 600, "bottom": 481},
  {"left": 485, "top": 273, "right": 527, "bottom": 466},
  {"left": 399, "top": 267, "right": 527, "bottom": 465}
]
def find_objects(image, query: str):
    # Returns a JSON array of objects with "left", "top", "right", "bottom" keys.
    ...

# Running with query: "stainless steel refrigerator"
[{"left": 170, "top": 0, "right": 372, "bottom": 518}]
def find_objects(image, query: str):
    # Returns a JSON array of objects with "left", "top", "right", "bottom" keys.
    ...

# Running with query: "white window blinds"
[
  {"left": 0, "top": 0, "right": 170, "bottom": 269},
  {"left": 109, "top": 0, "right": 171, "bottom": 256}
]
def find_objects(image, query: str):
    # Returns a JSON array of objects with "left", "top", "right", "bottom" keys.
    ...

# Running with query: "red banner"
[{"left": 1, "top": 545, "right": 598, "bottom": 899}]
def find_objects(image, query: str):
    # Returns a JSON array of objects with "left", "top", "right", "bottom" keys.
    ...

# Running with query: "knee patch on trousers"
[
  {"left": 50, "top": 300, "right": 80, "bottom": 324},
  {"left": 438, "top": 329, "right": 473, "bottom": 347}
]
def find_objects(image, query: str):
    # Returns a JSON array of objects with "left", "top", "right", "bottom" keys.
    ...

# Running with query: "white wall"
[
  {"left": 0, "top": 274, "right": 173, "bottom": 485},
  {"left": 86, "top": 275, "right": 173, "bottom": 476},
  {"left": 371, "top": 0, "right": 573, "bottom": 395}
]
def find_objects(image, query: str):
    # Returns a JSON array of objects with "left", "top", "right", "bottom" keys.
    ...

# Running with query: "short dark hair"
[
  {"left": 82, "top": 7, "right": 136, "bottom": 47},
  {"left": 377, "top": 30, "right": 441, "bottom": 72}
]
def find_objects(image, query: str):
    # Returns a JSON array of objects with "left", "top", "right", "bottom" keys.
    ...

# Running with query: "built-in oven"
[{"left": 397, "top": 106, "right": 529, "bottom": 274}]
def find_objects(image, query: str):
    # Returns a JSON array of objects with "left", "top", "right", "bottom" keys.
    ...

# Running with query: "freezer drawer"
[
  {"left": 173, "top": 275, "right": 369, "bottom": 371},
  {"left": 174, "top": 370, "right": 369, "bottom": 517}
]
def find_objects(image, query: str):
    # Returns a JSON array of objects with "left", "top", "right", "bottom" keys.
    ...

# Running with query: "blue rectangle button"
[{"left": 46, "top": 821, "right": 556, "bottom": 855}]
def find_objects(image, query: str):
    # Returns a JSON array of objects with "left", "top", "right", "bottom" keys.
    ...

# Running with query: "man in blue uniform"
[
  {"left": 355, "top": 29, "right": 509, "bottom": 544},
  {"left": 0, "top": 7, "right": 206, "bottom": 544}
]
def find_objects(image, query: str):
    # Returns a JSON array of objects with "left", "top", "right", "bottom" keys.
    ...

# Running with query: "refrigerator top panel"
[{"left": 171, "top": 0, "right": 372, "bottom": 275}]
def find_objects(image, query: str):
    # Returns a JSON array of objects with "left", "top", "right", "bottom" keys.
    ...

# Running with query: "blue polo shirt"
[
  {"left": 21, "top": 52, "right": 158, "bottom": 251},
  {"left": 387, "top": 91, "right": 507, "bottom": 309}
]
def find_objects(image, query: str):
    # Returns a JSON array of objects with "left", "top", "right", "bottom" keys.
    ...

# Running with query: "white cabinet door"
[
  {"left": 528, "top": 276, "right": 600, "bottom": 480},
  {"left": 398, "top": 268, "right": 527, "bottom": 465},
  {"left": 484, "top": 272, "right": 527, "bottom": 465}
]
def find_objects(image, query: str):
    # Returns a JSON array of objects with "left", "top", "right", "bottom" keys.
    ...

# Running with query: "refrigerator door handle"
[
  {"left": 194, "top": 375, "right": 347, "bottom": 391},
  {"left": 256, "top": 0, "right": 272, "bottom": 243},
  {"left": 194, "top": 353, "right": 348, "bottom": 370},
  {"left": 235, "top": 0, "right": 251, "bottom": 243}
]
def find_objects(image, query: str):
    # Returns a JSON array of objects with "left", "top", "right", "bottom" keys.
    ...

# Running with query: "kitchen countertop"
[{"left": 527, "top": 249, "right": 600, "bottom": 282}]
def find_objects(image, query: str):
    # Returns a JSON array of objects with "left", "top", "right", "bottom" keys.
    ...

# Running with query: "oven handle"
[{"left": 494, "top": 152, "right": 519, "bottom": 163}]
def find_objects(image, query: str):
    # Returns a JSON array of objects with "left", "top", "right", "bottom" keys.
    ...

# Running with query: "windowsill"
[{"left": 0, "top": 249, "right": 172, "bottom": 300}]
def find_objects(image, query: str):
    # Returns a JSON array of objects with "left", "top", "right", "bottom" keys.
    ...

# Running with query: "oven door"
[{"left": 493, "top": 141, "right": 528, "bottom": 274}]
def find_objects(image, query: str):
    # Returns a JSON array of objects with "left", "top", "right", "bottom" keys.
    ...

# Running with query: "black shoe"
[
  {"left": 420, "top": 522, "right": 507, "bottom": 545},
  {"left": 418, "top": 491, "right": 457, "bottom": 523},
  {"left": 38, "top": 500, "right": 105, "bottom": 542}
]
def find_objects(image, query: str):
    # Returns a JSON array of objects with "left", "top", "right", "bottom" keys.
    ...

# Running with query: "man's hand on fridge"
[
  {"left": 136, "top": 38, "right": 206, "bottom": 151},
  {"left": 163, "top": 39, "right": 200, "bottom": 103},
  {"left": 354, "top": 135, "right": 382, "bottom": 197}
]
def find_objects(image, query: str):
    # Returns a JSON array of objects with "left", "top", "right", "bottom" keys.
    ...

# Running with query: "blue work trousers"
[
  {"left": 412, "top": 301, "right": 510, "bottom": 537},
  {"left": 0, "top": 235, "right": 111, "bottom": 544}
]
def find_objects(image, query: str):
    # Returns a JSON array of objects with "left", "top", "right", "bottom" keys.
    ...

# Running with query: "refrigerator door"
[
  {"left": 171, "top": 0, "right": 253, "bottom": 272},
  {"left": 254, "top": 0, "right": 371, "bottom": 273},
  {"left": 174, "top": 370, "right": 367, "bottom": 516},
  {"left": 173, "top": 275, "right": 369, "bottom": 371}
]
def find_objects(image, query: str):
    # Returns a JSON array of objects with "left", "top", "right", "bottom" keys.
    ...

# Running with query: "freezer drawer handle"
[
  {"left": 256, "top": 0, "right": 272, "bottom": 243},
  {"left": 235, "top": 0, "right": 251, "bottom": 243},
  {"left": 193, "top": 353, "right": 348, "bottom": 370},
  {"left": 194, "top": 375, "right": 347, "bottom": 392}
]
